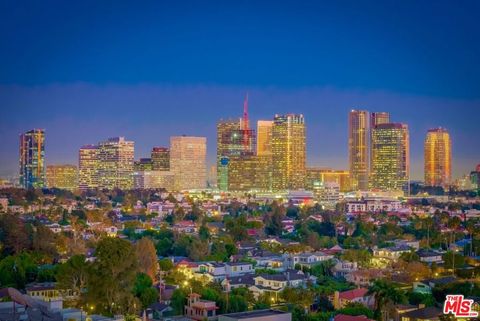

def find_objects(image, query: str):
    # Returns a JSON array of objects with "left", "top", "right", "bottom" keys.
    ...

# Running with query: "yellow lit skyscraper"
[
  {"left": 216, "top": 116, "right": 255, "bottom": 191},
  {"left": 19, "top": 129, "right": 46, "bottom": 189},
  {"left": 227, "top": 155, "right": 272, "bottom": 191},
  {"left": 370, "top": 123, "right": 410, "bottom": 193},
  {"left": 272, "top": 114, "right": 306, "bottom": 191},
  {"left": 97, "top": 137, "right": 135, "bottom": 190},
  {"left": 46, "top": 164, "right": 78, "bottom": 190},
  {"left": 348, "top": 110, "right": 369, "bottom": 191},
  {"left": 78, "top": 145, "right": 99, "bottom": 190},
  {"left": 370, "top": 112, "right": 390, "bottom": 175},
  {"left": 424, "top": 128, "right": 451, "bottom": 187},
  {"left": 170, "top": 136, "right": 207, "bottom": 190},
  {"left": 257, "top": 120, "right": 273, "bottom": 156}
]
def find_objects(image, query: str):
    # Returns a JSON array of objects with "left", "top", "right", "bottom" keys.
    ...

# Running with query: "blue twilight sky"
[{"left": 0, "top": 0, "right": 479, "bottom": 180}]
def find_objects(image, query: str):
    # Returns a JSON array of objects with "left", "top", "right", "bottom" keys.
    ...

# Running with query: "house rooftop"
[
  {"left": 338, "top": 288, "right": 369, "bottom": 300},
  {"left": 400, "top": 307, "right": 442, "bottom": 320},
  {"left": 220, "top": 309, "right": 289, "bottom": 319}
]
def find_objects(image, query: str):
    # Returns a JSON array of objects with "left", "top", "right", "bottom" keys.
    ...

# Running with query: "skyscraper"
[
  {"left": 272, "top": 114, "right": 306, "bottom": 191},
  {"left": 257, "top": 120, "right": 273, "bottom": 156},
  {"left": 216, "top": 95, "right": 256, "bottom": 191},
  {"left": 370, "top": 112, "right": 390, "bottom": 175},
  {"left": 46, "top": 164, "right": 78, "bottom": 190},
  {"left": 151, "top": 147, "right": 170, "bottom": 171},
  {"left": 97, "top": 137, "right": 135, "bottom": 190},
  {"left": 170, "top": 136, "right": 207, "bottom": 190},
  {"left": 370, "top": 123, "right": 410, "bottom": 193},
  {"left": 348, "top": 110, "right": 369, "bottom": 191},
  {"left": 78, "top": 145, "right": 99, "bottom": 190},
  {"left": 19, "top": 129, "right": 46, "bottom": 189},
  {"left": 424, "top": 128, "right": 452, "bottom": 187}
]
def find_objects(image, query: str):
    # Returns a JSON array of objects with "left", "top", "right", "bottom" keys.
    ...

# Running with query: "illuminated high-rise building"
[
  {"left": 134, "top": 158, "right": 153, "bottom": 171},
  {"left": 151, "top": 147, "right": 170, "bottom": 171},
  {"left": 370, "top": 112, "right": 390, "bottom": 175},
  {"left": 19, "top": 129, "right": 46, "bottom": 189},
  {"left": 348, "top": 110, "right": 369, "bottom": 191},
  {"left": 272, "top": 114, "right": 306, "bottom": 191},
  {"left": 216, "top": 95, "right": 256, "bottom": 191},
  {"left": 257, "top": 120, "right": 273, "bottom": 156},
  {"left": 306, "top": 168, "right": 351, "bottom": 192},
  {"left": 78, "top": 145, "right": 99, "bottom": 190},
  {"left": 424, "top": 128, "right": 451, "bottom": 187},
  {"left": 170, "top": 136, "right": 207, "bottom": 190},
  {"left": 370, "top": 112, "right": 390, "bottom": 127},
  {"left": 46, "top": 164, "right": 78, "bottom": 190},
  {"left": 470, "top": 164, "right": 480, "bottom": 190},
  {"left": 370, "top": 123, "right": 410, "bottom": 193},
  {"left": 227, "top": 155, "right": 272, "bottom": 191},
  {"left": 97, "top": 137, "right": 135, "bottom": 190}
]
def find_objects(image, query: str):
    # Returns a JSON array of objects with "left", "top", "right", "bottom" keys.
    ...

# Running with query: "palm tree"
[{"left": 367, "top": 279, "right": 406, "bottom": 321}]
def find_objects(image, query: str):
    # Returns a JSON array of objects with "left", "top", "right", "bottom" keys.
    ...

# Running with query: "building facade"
[
  {"left": 151, "top": 147, "right": 170, "bottom": 171},
  {"left": 227, "top": 155, "right": 272, "bottom": 191},
  {"left": 46, "top": 165, "right": 78, "bottom": 190},
  {"left": 170, "top": 136, "right": 207, "bottom": 190},
  {"left": 370, "top": 123, "right": 410, "bottom": 194},
  {"left": 97, "top": 137, "right": 135, "bottom": 190},
  {"left": 134, "top": 158, "right": 153, "bottom": 171},
  {"left": 271, "top": 114, "right": 306, "bottom": 191},
  {"left": 78, "top": 145, "right": 99, "bottom": 190},
  {"left": 306, "top": 168, "right": 351, "bottom": 192},
  {"left": 257, "top": 120, "right": 273, "bottom": 156},
  {"left": 19, "top": 129, "right": 46, "bottom": 189},
  {"left": 370, "top": 112, "right": 390, "bottom": 175},
  {"left": 348, "top": 110, "right": 369, "bottom": 191},
  {"left": 216, "top": 119, "right": 256, "bottom": 191},
  {"left": 133, "top": 170, "right": 175, "bottom": 190},
  {"left": 424, "top": 128, "right": 451, "bottom": 187}
]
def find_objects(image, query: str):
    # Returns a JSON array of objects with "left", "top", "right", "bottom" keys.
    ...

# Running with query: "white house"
[{"left": 225, "top": 262, "right": 254, "bottom": 276}]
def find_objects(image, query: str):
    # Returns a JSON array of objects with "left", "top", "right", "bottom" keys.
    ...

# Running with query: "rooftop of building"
[{"left": 220, "top": 309, "right": 289, "bottom": 319}]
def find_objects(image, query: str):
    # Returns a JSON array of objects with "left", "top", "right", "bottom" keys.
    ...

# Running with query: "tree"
[
  {"left": 171, "top": 288, "right": 187, "bottom": 315},
  {"left": 367, "top": 280, "right": 406, "bottom": 321},
  {"left": 199, "top": 224, "right": 210, "bottom": 241},
  {"left": 87, "top": 238, "right": 138, "bottom": 315},
  {"left": 341, "top": 249, "right": 372, "bottom": 268},
  {"left": 158, "top": 258, "right": 174, "bottom": 272},
  {"left": 32, "top": 225, "right": 57, "bottom": 261},
  {"left": 0, "top": 254, "right": 37, "bottom": 289},
  {"left": 0, "top": 214, "right": 30, "bottom": 255},
  {"left": 56, "top": 255, "right": 90, "bottom": 297},
  {"left": 135, "top": 237, "right": 159, "bottom": 280},
  {"left": 133, "top": 273, "right": 159, "bottom": 309},
  {"left": 443, "top": 251, "right": 465, "bottom": 271},
  {"left": 264, "top": 206, "right": 284, "bottom": 236},
  {"left": 407, "top": 292, "right": 435, "bottom": 307},
  {"left": 338, "top": 302, "right": 374, "bottom": 318},
  {"left": 187, "top": 238, "right": 209, "bottom": 261}
]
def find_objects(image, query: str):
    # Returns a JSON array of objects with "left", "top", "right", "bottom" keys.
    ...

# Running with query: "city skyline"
[{"left": 2, "top": 97, "right": 479, "bottom": 182}]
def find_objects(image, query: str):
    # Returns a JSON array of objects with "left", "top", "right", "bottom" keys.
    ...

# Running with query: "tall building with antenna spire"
[{"left": 216, "top": 93, "right": 256, "bottom": 191}]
